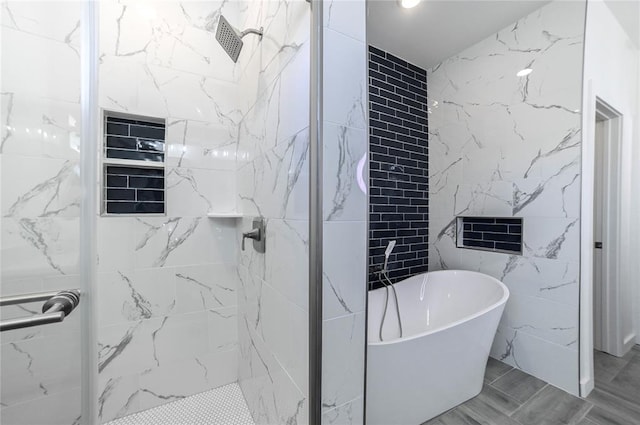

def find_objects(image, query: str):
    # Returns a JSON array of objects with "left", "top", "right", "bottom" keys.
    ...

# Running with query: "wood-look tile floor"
[{"left": 423, "top": 345, "right": 640, "bottom": 425}]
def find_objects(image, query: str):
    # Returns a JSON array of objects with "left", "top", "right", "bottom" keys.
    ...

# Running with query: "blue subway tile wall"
[
  {"left": 457, "top": 217, "right": 523, "bottom": 254},
  {"left": 105, "top": 116, "right": 165, "bottom": 162},
  {"left": 104, "top": 166, "right": 165, "bottom": 214},
  {"left": 368, "top": 45, "right": 429, "bottom": 290}
]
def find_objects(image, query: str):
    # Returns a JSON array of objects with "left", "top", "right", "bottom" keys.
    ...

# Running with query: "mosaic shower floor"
[{"left": 106, "top": 383, "right": 254, "bottom": 425}]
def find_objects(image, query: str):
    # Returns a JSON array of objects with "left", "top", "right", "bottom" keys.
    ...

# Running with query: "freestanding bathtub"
[{"left": 366, "top": 270, "right": 509, "bottom": 425}]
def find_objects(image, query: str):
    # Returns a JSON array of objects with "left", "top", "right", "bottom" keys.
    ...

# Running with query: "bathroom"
[{"left": 0, "top": 0, "right": 638, "bottom": 424}]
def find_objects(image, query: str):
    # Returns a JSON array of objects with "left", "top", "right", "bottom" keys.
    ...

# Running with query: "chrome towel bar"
[{"left": 0, "top": 289, "right": 81, "bottom": 332}]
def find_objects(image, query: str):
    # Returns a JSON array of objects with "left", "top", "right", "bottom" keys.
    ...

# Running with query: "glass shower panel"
[{"left": 1, "top": 1, "right": 85, "bottom": 424}]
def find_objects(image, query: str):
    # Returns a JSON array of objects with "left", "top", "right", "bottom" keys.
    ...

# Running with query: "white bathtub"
[{"left": 366, "top": 270, "right": 509, "bottom": 425}]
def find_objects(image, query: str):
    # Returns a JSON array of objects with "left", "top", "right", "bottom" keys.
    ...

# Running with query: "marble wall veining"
[
  {"left": 427, "top": 1, "right": 586, "bottom": 395},
  {"left": 321, "top": 0, "right": 368, "bottom": 424},
  {"left": 95, "top": 1, "right": 244, "bottom": 421},
  {"left": 1, "top": 1, "right": 84, "bottom": 424},
  {"left": 234, "top": 1, "right": 310, "bottom": 424}
]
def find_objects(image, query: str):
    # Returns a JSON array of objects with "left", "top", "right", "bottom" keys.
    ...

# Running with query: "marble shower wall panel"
[
  {"left": 96, "top": 1, "right": 247, "bottom": 422},
  {"left": 321, "top": 1, "right": 368, "bottom": 424},
  {"left": 1, "top": 2, "right": 84, "bottom": 423},
  {"left": 427, "top": 1, "right": 585, "bottom": 395},
  {"left": 235, "top": 1, "right": 310, "bottom": 424}
]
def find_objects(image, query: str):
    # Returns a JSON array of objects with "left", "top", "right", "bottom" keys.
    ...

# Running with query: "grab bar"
[{"left": 0, "top": 289, "right": 81, "bottom": 332}]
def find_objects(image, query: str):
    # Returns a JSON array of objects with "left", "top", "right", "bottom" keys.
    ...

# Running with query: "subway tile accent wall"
[
  {"left": 457, "top": 217, "right": 523, "bottom": 254},
  {"left": 368, "top": 45, "right": 429, "bottom": 289}
]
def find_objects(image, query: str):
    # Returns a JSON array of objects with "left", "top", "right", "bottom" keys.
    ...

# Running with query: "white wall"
[
  {"left": 428, "top": 1, "right": 586, "bottom": 395},
  {"left": 580, "top": 0, "right": 640, "bottom": 394}
]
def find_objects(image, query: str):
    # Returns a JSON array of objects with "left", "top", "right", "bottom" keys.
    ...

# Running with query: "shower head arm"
[{"left": 239, "top": 27, "right": 264, "bottom": 40}]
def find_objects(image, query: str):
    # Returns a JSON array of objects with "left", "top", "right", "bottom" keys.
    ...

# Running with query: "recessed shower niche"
[{"left": 101, "top": 113, "right": 166, "bottom": 215}]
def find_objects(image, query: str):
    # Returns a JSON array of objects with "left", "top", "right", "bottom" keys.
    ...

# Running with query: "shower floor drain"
[{"left": 105, "top": 382, "right": 254, "bottom": 425}]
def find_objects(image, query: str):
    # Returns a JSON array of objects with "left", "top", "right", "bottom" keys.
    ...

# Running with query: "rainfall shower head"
[{"left": 215, "top": 15, "right": 263, "bottom": 63}]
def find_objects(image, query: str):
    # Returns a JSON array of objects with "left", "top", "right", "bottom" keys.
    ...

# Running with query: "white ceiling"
[
  {"left": 367, "top": 0, "right": 551, "bottom": 70},
  {"left": 604, "top": 0, "right": 640, "bottom": 47}
]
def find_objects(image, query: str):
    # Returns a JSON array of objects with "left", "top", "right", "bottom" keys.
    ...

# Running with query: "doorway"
[{"left": 592, "top": 99, "right": 623, "bottom": 356}]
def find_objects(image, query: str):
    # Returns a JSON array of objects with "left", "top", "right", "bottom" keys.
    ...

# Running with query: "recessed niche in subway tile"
[
  {"left": 102, "top": 112, "right": 166, "bottom": 215},
  {"left": 456, "top": 216, "right": 523, "bottom": 254}
]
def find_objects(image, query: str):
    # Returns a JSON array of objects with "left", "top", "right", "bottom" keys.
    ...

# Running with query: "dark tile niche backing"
[
  {"left": 457, "top": 217, "right": 523, "bottom": 254},
  {"left": 103, "top": 114, "right": 166, "bottom": 215},
  {"left": 105, "top": 116, "right": 165, "bottom": 162},
  {"left": 368, "top": 45, "right": 429, "bottom": 290},
  {"left": 104, "top": 166, "right": 165, "bottom": 214}
]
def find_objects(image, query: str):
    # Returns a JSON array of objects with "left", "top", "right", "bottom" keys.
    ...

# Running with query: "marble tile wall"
[
  {"left": 427, "top": 1, "right": 586, "bottom": 395},
  {"left": 95, "top": 1, "right": 246, "bottom": 422},
  {"left": 1, "top": 1, "right": 84, "bottom": 424},
  {"left": 321, "top": 0, "right": 368, "bottom": 424},
  {"left": 234, "top": 1, "right": 311, "bottom": 424}
]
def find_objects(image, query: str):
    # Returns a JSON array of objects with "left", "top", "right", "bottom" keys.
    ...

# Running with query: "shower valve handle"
[{"left": 242, "top": 228, "right": 261, "bottom": 251}]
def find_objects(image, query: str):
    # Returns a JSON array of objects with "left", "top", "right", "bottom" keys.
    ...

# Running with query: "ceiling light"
[
  {"left": 516, "top": 68, "right": 533, "bottom": 77},
  {"left": 398, "top": 0, "right": 421, "bottom": 9}
]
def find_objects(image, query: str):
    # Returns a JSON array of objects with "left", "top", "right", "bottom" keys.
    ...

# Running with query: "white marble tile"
[
  {"left": 99, "top": 0, "right": 242, "bottom": 82},
  {"left": 473, "top": 254, "right": 580, "bottom": 307},
  {"left": 1, "top": 216, "right": 79, "bottom": 281},
  {"left": 132, "top": 216, "right": 236, "bottom": 268},
  {"left": 523, "top": 217, "right": 580, "bottom": 262},
  {"left": 322, "top": 312, "right": 366, "bottom": 413},
  {"left": 236, "top": 0, "right": 310, "bottom": 115},
  {"left": 98, "top": 320, "right": 160, "bottom": 380},
  {"left": 152, "top": 312, "right": 210, "bottom": 365},
  {"left": 323, "top": 29, "right": 366, "bottom": 129},
  {"left": 165, "top": 167, "right": 236, "bottom": 217},
  {"left": 237, "top": 43, "right": 310, "bottom": 167},
  {"left": 1, "top": 27, "right": 80, "bottom": 103},
  {"left": 97, "top": 217, "right": 136, "bottom": 274},
  {"left": 501, "top": 292, "right": 578, "bottom": 347},
  {"left": 0, "top": 94, "right": 81, "bottom": 159},
  {"left": 99, "top": 58, "right": 242, "bottom": 125},
  {"left": 238, "top": 317, "right": 307, "bottom": 425},
  {"left": 323, "top": 222, "right": 367, "bottom": 320},
  {"left": 165, "top": 118, "right": 237, "bottom": 171},
  {"left": 428, "top": 0, "right": 585, "bottom": 396},
  {"left": 2, "top": 1, "right": 82, "bottom": 46},
  {"left": 0, "top": 386, "right": 81, "bottom": 425},
  {"left": 256, "top": 281, "right": 309, "bottom": 396},
  {"left": 1, "top": 332, "right": 82, "bottom": 407},
  {"left": 323, "top": 124, "right": 367, "bottom": 221},
  {"left": 175, "top": 263, "right": 238, "bottom": 314},
  {"left": 97, "top": 268, "right": 177, "bottom": 327},
  {"left": 98, "top": 373, "right": 141, "bottom": 423},
  {"left": 1, "top": 156, "right": 80, "bottom": 218},
  {"left": 490, "top": 324, "right": 579, "bottom": 395},
  {"left": 237, "top": 128, "right": 309, "bottom": 220},
  {"left": 207, "top": 307, "right": 238, "bottom": 353},
  {"left": 324, "top": 0, "right": 366, "bottom": 42},
  {"left": 264, "top": 219, "right": 309, "bottom": 311},
  {"left": 322, "top": 396, "right": 364, "bottom": 425}
]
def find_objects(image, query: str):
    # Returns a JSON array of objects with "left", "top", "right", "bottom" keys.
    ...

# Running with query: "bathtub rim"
[{"left": 368, "top": 269, "right": 509, "bottom": 346}]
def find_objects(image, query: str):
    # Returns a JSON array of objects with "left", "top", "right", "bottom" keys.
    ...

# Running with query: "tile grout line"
[
  {"left": 485, "top": 365, "right": 515, "bottom": 385},
  {"left": 506, "top": 384, "right": 549, "bottom": 418}
]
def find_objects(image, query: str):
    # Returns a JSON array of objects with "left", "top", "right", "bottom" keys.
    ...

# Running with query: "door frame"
[
  {"left": 579, "top": 84, "right": 626, "bottom": 397},
  {"left": 593, "top": 99, "right": 623, "bottom": 355}
]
